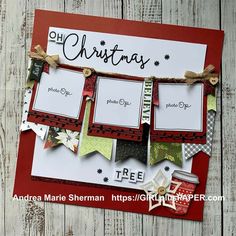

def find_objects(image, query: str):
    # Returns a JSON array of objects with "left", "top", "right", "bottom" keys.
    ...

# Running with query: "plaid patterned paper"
[{"left": 184, "top": 111, "right": 216, "bottom": 159}]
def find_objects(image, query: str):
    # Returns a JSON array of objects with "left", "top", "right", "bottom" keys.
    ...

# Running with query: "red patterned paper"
[
  {"left": 83, "top": 73, "right": 97, "bottom": 99},
  {"left": 152, "top": 80, "right": 159, "bottom": 106},
  {"left": 168, "top": 177, "right": 197, "bottom": 215}
]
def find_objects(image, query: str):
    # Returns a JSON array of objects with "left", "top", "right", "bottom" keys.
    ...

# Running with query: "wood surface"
[{"left": 0, "top": 0, "right": 235, "bottom": 235}]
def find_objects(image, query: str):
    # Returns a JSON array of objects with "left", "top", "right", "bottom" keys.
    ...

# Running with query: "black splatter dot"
[
  {"left": 103, "top": 177, "right": 109, "bottom": 182},
  {"left": 164, "top": 166, "right": 170, "bottom": 171},
  {"left": 100, "top": 40, "right": 105, "bottom": 46},
  {"left": 154, "top": 61, "right": 160, "bottom": 66},
  {"left": 97, "top": 169, "right": 102, "bottom": 174},
  {"left": 23, "top": 120, "right": 25, "bottom": 123},
  {"left": 164, "top": 54, "right": 170, "bottom": 60}
]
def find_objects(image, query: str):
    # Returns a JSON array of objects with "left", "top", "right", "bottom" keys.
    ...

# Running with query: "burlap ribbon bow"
[
  {"left": 28, "top": 45, "right": 59, "bottom": 68},
  {"left": 184, "top": 64, "right": 219, "bottom": 85}
]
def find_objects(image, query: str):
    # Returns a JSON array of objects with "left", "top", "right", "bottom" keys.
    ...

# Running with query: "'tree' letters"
[{"left": 114, "top": 168, "right": 145, "bottom": 183}]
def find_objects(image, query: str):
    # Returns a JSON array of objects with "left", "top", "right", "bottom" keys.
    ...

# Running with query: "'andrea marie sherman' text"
[{"left": 13, "top": 194, "right": 105, "bottom": 202}]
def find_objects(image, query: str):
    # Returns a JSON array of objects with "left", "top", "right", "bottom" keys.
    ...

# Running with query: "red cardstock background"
[{"left": 14, "top": 9, "right": 224, "bottom": 221}]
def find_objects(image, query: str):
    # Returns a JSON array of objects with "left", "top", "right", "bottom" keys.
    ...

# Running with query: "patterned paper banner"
[
  {"left": 207, "top": 94, "right": 217, "bottom": 111},
  {"left": 150, "top": 142, "right": 182, "bottom": 167},
  {"left": 141, "top": 79, "right": 153, "bottom": 125},
  {"left": 184, "top": 111, "right": 216, "bottom": 159},
  {"left": 44, "top": 127, "right": 80, "bottom": 153},
  {"left": 115, "top": 123, "right": 149, "bottom": 164},
  {"left": 152, "top": 80, "right": 159, "bottom": 106},
  {"left": 20, "top": 89, "right": 48, "bottom": 140},
  {"left": 82, "top": 68, "right": 97, "bottom": 100},
  {"left": 79, "top": 101, "right": 113, "bottom": 160}
]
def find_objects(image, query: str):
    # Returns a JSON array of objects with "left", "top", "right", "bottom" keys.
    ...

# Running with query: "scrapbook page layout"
[{"left": 14, "top": 10, "right": 224, "bottom": 221}]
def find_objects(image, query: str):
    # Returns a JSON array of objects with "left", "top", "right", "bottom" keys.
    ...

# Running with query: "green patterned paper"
[
  {"left": 207, "top": 94, "right": 217, "bottom": 111},
  {"left": 79, "top": 101, "right": 113, "bottom": 160},
  {"left": 150, "top": 142, "right": 182, "bottom": 167}
]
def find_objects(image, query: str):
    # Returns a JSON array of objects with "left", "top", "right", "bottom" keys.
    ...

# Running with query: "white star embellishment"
[{"left": 141, "top": 170, "right": 181, "bottom": 211}]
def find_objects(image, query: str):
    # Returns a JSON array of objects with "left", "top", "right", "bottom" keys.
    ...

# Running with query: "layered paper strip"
[
  {"left": 141, "top": 79, "right": 153, "bottom": 124},
  {"left": 184, "top": 111, "right": 216, "bottom": 159},
  {"left": 150, "top": 142, "right": 182, "bottom": 166},
  {"left": 44, "top": 127, "right": 80, "bottom": 153},
  {"left": 79, "top": 101, "right": 113, "bottom": 159},
  {"left": 20, "top": 89, "right": 48, "bottom": 140},
  {"left": 207, "top": 94, "right": 217, "bottom": 111},
  {"left": 115, "top": 124, "right": 149, "bottom": 164}
]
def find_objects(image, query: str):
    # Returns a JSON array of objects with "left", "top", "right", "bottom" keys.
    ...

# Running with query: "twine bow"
[
  {"left": 28, "top": 45, "right": 59, "bottom": 68},
  {"left": 184, "top": 64, "right": 219, "bottom": 85}
]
